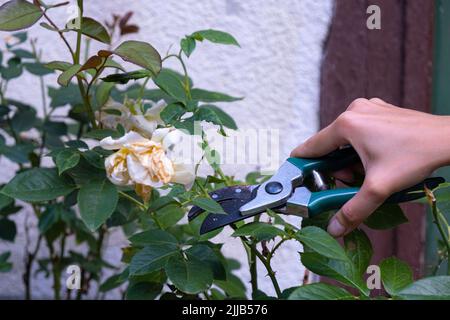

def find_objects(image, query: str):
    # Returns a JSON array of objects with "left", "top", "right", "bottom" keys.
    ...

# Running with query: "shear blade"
[
  {"left": 199, "top": 198, "right": 261, "bottom": 234},
  {"left": 188, "top": 185, "right": 256, "bottom": 221}
]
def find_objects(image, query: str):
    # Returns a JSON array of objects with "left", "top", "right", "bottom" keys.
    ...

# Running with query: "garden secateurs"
[{"left": 188, "top": 146, "right": 444, "bottom": 234}]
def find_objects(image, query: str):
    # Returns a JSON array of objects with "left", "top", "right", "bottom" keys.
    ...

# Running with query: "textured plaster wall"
[{"left": 0, "top": 0, "right": 334, "bottom": 298}]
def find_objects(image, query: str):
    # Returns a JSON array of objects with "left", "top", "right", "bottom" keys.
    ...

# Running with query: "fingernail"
[{"left": 327, "top": 217, "right": 346, "bottom": 237}]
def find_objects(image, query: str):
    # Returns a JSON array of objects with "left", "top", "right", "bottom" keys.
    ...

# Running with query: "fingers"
[
  {"left": 327, "top": 178, "right": 389, "bottom": 237},
  {"left": 290, "top": 123, "right": 348, "bottom": 158}
]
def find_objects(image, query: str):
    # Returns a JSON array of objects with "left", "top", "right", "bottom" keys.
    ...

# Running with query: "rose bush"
[{"left": 0, "top": 0, "right": 449, "bottom": 300}]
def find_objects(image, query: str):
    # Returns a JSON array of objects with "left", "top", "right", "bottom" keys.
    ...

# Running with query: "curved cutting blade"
[{"left": 188, "top": 185, "right": 257, "bottom": 221}]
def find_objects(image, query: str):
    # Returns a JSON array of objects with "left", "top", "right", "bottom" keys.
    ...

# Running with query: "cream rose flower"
[
  {"left": 98, "top": 99, "right": 166, "bottom": 138},
  {"left": 100, "top": 129, "right": 199, "bottom": 198}
]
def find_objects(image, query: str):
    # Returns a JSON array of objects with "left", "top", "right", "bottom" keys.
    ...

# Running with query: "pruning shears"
[{"left": 188, "top": 146, "right": 444, "bottom": 234}]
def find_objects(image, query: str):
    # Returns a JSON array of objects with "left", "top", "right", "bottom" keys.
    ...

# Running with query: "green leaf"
[
  {"left": 1, "top": 57, "right": 23, "bottom": 80},
  {"left": 55, "top": 149, "right": 80, "bottom": 175},
  {"left": 199, "top": 105, "right": 237, "bottom": 129},
  {"left": 11, "top": 48, "right": 33, "bottom": 58},
  {"left": 154, "top": 69, "right": 187, "bottom": 103},
  {"left": 23, "top": 62, "right": 53, "bottom": 75},
  {"left": 95, "top": 81, "right": 114, "bottom": 107},
  {"left": 397, "top": 276, "right": 450, "bottom": 300},
  {"left": 344, "top": 229, "right": 373, "bottom": 276},
  {"left": 215, "top": 273, "right": 246, "bottom": 298},
  {"left": 191, "top": 88, "right": 242, "bottom": 103},
  {"left": 165, "top": 252, "right": 213, "bottom": 294},
  {"left": 44, "top": 60, "right": 72, "bottom": 72},
  {"left": 39, "top": 21, "right": 58, "bottom": 31},
  {"left": 0, "top": 218, "right": 16, "bottom": 241},
  {"left": 99, "top": 274, "right": 126, "bottom": 292},
  {"left": 84, "top": 128, "right": 121, "bottom": 140},
  {"left": 194, "top": 107, "right": 223, "bottom": 126},
  {"left": 38, "top": 204, "right": 65, "bottom": 234},
  {"left": 48, "top": 84, "right": 83, "bottom": 108},
  {"left": 1, "top": 168, "right": 75, "bottom": 202},
  {"left": 160, "top": 102, "right": 185, "bottom": 125},
  {"left": 67, "top": 17, "right": 111, "bottom": 44},
  {"left": 78, "top": 179, "right": 118, "bottom": 231},
  {"left": 114, "top": 40, "right": 161, "bottom": 75},
  {"left": 186, "top": 244, "right": 226, "bottom": 280},
  {"left": 192, "top": 197, "right": 226, "bottom": 214},
  {"left": 129, "top": 244, "right": 179, "bottom": 276},
  {"left": 288, "top": 283, "right": 355, "bottom": 300},
  {"left": 300, "top": 252, "right": 369, "bottom": 296},
  {"left": 129, "top": 229, "right": 178, "bottom": 247},
  {"left": 364, "top": 204, "right": 408, "bottom": 230},
  {"left": 192, "top": 29, "right": 240, "bottom": 47},
  {"left": 154, "top": 203, "right": 184, "bottom": 229},
  {"left": 296, "top": 226, "right": 348, "bottom": 261},
  {"left": 0, "top": 142, "right": 33, "bottom": 164},
  {"left": 43, "top": 120, "right": 67, "bottom": 136},
  {"left": 103, "top": 57, "right": 124, "bottom": 71},
  {"left": 380, "top": 257, "right": 413, "bottom": 296},
  {"left": 10, "top": 106, "right": 36, "bottom": 132},
  {"left": 0, "top": 251, "right": 12, "bottom": 272},
  {"left": 126, "top": 281, "right": 163, "bottom": 300},
  {"left": 0, "top": 194, "right": 13, "bottom": 211},
  {"left": 57, "top": 64, "right": 81, "bottom": 86},
  {"left": 101, "top": 69, "right": 152, "bottom": 84},
  {"left": 0, "top": 0, "right": 43, "bottom": 31},
  {"left": 65, "top": 140, "right": 89, "bottom": 150},
  {"left": 232, "top": 221, "right": 286, "bottom": 242},
  {"left": 180, "top": 36, "right": 196, "bottom": 57}
]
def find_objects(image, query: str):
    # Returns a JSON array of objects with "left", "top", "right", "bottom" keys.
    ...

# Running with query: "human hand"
[{"left": 291, "top": 98, "right": 450, "bottom": 237}]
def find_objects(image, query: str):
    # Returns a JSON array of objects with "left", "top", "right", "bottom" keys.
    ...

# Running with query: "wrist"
[{"left": 429, "top": 115, "right": 450, "bottom": 169}]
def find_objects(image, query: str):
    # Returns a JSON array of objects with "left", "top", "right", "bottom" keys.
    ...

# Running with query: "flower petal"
[{"left": 100, "top": 131, "right": 148, "bottom": 150}]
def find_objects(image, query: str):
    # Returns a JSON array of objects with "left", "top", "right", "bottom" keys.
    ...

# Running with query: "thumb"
[{"left": 327, "top": 180, "right": 388, "bottom": 237}]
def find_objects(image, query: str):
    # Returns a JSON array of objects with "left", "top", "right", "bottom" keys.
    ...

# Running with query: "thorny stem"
[
  {"left": 426, "top": 187, "right": 450, "bottom": 275},
  {"left": 249, "top": 244, "right": 258, "bottom": 295}
]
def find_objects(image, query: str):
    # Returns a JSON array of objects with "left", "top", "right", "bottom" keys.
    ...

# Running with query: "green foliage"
[
  {"left": 380, "top": 257, "right": 413, "bottom": 296},
  {"left": 364, "top": 204, "right": 408, "bottom": 229},
  {"left": 0, "top": 251, "right": 12, "bottom": 272},
  {"left": 1, "top": 168, "right": 75, "bottom": 202},
  {"left": 78, "top": 179, "right": 118, "bottom": 231},
  {"left": 67, "top": 17, "right": 111, "bottom": 44},
  {"left": 0, "top": 0, "right": 42, "bottom": 31},
  {"left": 288, "top": 283, "right": 354, "bottom": 300},
  {"left": 114, "top": 40, "right": 162, "bottom": 76},
  {"left": 0, "top": 217, "right": 16, "bottom": 241},
  {"left": 232, "top": 222, "right": 286, "bottom": 242},
  {"left": 396, "top": 276, "right": 450, "bottom": 300},
  {"left": 166, "top": 252, "right": 213, "bottom": 294},
  {"left": 295, "top": 226, "right": 348, "bottom": 261},
  {"left": 191, "top": 197, "right": 226, "bottom": 215}
]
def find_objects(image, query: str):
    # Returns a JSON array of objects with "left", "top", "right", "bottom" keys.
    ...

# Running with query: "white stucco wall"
[{"left": 0, "top": 0, "right": 334, "bottom": 298}]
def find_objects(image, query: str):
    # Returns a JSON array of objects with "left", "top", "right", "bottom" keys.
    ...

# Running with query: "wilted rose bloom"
[
  {"left": 98, "top": 99, "right": 166, "bottom": 138},
  {"left": 100, "top": 129, "right": 199, "bottom": 199}
]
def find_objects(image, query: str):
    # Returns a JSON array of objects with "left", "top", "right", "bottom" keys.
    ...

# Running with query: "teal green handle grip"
[
  {"left": 308, "top": 188, "right": 359, "bottom": 217},
  {"left": 287, "top": 146, "right": 359, "bottom": 176}
]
